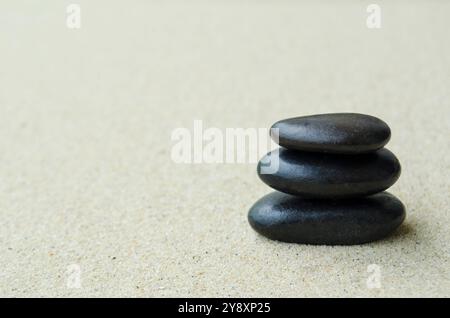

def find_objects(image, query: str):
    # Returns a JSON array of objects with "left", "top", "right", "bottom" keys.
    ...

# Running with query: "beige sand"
[{"left": 0, "top": 1, "right": 449, "bottom": 297}]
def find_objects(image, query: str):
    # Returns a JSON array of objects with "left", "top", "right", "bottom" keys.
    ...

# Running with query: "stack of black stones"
[{"left": 248, "top": 113, "right": 405, "bottom": 245}]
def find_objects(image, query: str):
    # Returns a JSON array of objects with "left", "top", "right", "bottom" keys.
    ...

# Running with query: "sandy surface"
[{"left": 0, "top": 1, "right": 449, "bottom": 297}]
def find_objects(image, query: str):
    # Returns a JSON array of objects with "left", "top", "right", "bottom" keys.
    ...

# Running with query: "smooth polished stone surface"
[
  {"left": 257, "top": 147, "right": 401, "bottom": 198},
  {"left": 248, "top": 191, "right": 406, "bottom": 245},
  {"left": 271, "top": 113, "right": 391, "bottom": 154}
]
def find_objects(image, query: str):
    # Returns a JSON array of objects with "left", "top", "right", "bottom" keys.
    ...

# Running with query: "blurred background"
[{"left": 0, "top": 0, "right": 449, "bottom": 297}]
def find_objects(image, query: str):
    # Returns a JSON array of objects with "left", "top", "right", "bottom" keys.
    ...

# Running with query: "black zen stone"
[
  {"left": 248, "top": 191, "right": 405, "bottom": 245},
  {"left": 257, "top": 147, "right": 400, "bottom": 199},
  {"left": 271, "top": 113, "right": 391, "bottom": 154}
]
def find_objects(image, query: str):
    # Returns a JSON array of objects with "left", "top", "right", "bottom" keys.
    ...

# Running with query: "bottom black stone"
[{"left": 248, "top": 191, "right": 405, "bottom": 245}]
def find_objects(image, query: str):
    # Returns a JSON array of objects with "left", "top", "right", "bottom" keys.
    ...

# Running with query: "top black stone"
[{"left": 270, "top": 113, "right": 391, "bottom": 154}]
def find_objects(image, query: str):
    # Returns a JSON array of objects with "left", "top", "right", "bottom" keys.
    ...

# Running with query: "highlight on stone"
[{"left": 248, "top": 113, "right": 405, "bottom": 245}]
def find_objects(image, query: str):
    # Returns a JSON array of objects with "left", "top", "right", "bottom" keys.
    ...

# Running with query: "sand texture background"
[{"left": 0, "top": 1, "right": 449, "bottom": 297}]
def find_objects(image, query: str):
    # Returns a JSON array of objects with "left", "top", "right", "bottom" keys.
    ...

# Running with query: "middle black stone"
[{"left": 257, "top": 147, "right": 401, "bottom": 199}]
